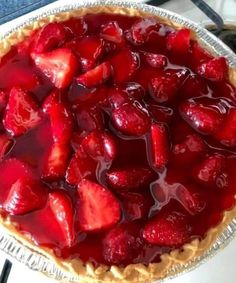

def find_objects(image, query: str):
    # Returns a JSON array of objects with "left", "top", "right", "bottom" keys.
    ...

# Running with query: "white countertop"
[{"left": 0, "top": 0, "right": 236, "bottom": 282}]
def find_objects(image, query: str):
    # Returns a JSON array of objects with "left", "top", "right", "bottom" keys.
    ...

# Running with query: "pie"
[{"left": 0, "top": 4, "right": 236, "bottom": 283}]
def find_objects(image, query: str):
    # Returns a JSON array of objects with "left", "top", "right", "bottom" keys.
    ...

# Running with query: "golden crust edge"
[{"left": 0, "top": 5, "right": 236, "bottom": 283}]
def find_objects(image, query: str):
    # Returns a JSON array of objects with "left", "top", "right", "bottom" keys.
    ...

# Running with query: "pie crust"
[{"left": 0, "top": 5, "right": 236, "bottom": 283}]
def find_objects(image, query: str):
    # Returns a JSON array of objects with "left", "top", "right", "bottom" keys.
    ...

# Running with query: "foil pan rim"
[{"left": 0, "top": 1, "right": 236, "bottom": 282}]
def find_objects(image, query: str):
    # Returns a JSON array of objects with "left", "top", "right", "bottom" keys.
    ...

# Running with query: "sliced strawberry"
[
  {"left": 33, "top": 48, "right": 78, "bottom": 88},
  {"left": 144, "top": 52, "right": 167, "bottom": 68},
  {"left": 214, "top": 108, "right": 236, "bottom": 147},
  {"left": 143, "top": 210, "right": 191, "bottom": 246},
  {"left": 190, "top": 41, "right": 213, "bottom": 70},
  {"left": 108, "top": 88, "right": 129, "bottom": 109},
  {"left": 0, "top": 133, "right": 14, "bottom": 159},
  {"left": 77, "top": 179, "right": 121, "bottom": 232},
  {"left": 179, "top": 100, "right": 223, "bottom": 135},
  {"left": 3, "top": 87, "right": 41, "bottom": 136},
  {"left": 193, "top": 154, "right": 227, "bottom": 188},
  {"left": 49, "top": 103, "right": 74, "bottom": 144},
  {"left": 42, "top": 89, "right": 61, "bottom": 114},
  {"left": 166, "top": 28, "right": 191, "bottom": 54},
  {"left": 42, "top": 142, "right": 70, "bottom": 181},
  {"left": 106, "top": 166, "right": 154, "bottom": 191},
  {"left": 0, "top": 90, "right": 7, "bottom": 112},
  {"left": 65, "top": 148, "right": 97, "bottom": 186},
  {"left": 148, "top": 104, "right": 174, "bottom": 123},
  {"left": 63, "top": 17, "right": 87, "bottom": 37},
  {"left": 149, "top": 73, "right": 179, "bottom": 103},
  {"left": 75, "top": 36, "right": 105, "bottom": 71},
  {"left": 110, "top": 48, "right": 139, "bottom": 83},
  {"left": 181, "top": 74, "right": 208, "bottom": 98},
  {"left": 111, "top": 102, "right": 150, "bottom": 136},
  {"left": 149, "top": 123, "right": 169, "bottom": 169},
  {"left": 3, "top": 177, "right": 47, "bottom": 215},
  {"left": 100, "top": 21, "right": 124, "bottom": 44},
  {"left": 103, "top": 225, "right": 140, "bottom": 264},
  {"left": 130, "top": 17, "right": 159, "bottom": 44},
  {"left": 76, "top": 62, "right": 112, "bottom": 88},
  {"left": 76, "top": 107, "right": 104, "bottom": 132},
  {"left": 32, "top": 23, "right": 66, "bottom": 53},
  {"left": 196, "top": 57, "right": 228, "bottom": 82},
  {"left": 81, "top": 130, "right": 117, "bottom": 162},
  {"left": 123, "top": 82, "right": 146, "bottom": 101},
  {"left": 48, "top": 191, "right": 75, "bottom": 247}
]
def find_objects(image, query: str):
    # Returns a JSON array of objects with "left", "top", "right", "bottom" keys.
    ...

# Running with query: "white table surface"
[{"left": 0, "top": 0, "right": 236, "bottom": 282}]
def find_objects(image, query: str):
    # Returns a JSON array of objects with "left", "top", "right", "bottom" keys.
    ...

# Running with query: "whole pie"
[{"left": 0, "top": 4, "right": 236, "bottom": 283}]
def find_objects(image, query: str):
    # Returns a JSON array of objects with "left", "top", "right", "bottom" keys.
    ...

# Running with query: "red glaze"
[{"left": 0, "top": 13, "right": 235, "bottom": 267}]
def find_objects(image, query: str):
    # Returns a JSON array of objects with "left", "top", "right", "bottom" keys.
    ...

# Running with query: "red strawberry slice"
[
  {"left": 149, "top": 73, "right": 179, "bottom": 103},
  {"left": 196, "top": 57, "right": 228, "bottom": 82},
  {"left": 0, "top": 134, "right": 14, "bottom": 159},
  {"left": 143, "top": 210, "right": 191, "bottom": 246},
  {"left": 110, "top": 48, "right": 139, "bottom": 83},
  {"left": 130, "top": 17, "right": 159, "bottom": 44},
  {"left": 76, "top": 107, "right": 104, "bottom": 132},
  {"left": 76, "top": 62, "right": 112, "bottom": 88},
  {"left": 42, "top": 142, "right": 70, "bottom": 181},
  {"left": 77, "top": 179, "right": 121, "bottom": 232},
  {"left": 42, "top": 89, "right": 61, "bottom": 114},
  {"left": 106, "top": 166, "right": 154, "bottom": 191},
  {"left": 48, "top": 191, "right": 76, "bottom": 247},
  {"left": 32, "top": 23, "right": 67, "bottom": 54},
  {"left": 214, "top": 108, "right": 236, "bottom": 147},
  {"left": 108, "top": 88, "right": 129, "bottom": 109},
  {"left": 3, "top": 87, "right": 41, "bottom": 136},
  {"left": 123, "top": 82, "right": 146, "bottom": 101},
  {"left": 149, "top": 123, "right": 169, "bottom": 169},
  {"left": 193, "top": 154, "right": 227, "bottom": 187},
  {"left": 179, "top": 100, "right": 223, "bottom": 135},
  {"left": 0, "top": 90, "right": 7, "bottom": 112},
  {"left": 100, "top": 21, "right": 124, "bottom": 44},
  {"left": 49, "top": 103, "right": 74, "bottom": 144},
  {"left": 75, "top": 36, "right": 105, "bottom": 71},
  {"left": 181, "top": 74, "right": 208, "bottom": 98},
  {"left": 65, "top": 148, "right": 97, "bottom": 186},
  {"left": 144, "top": 52, "right": 167, "bottom": 68},
  {"left": 32, "top": 48, "right": 78, "bottom": 88},
  {"left": 111, "top": 102, "right": 150, "bottom": 136},
  {"left": 81, "top": 130, "right": 117, "bottom": 162},
  {"left": 166, "top": 28, "right": 191, "bottom": 54},
  {"left": 103, "top": 225, "right": 140, "bottom": 264},
  {"left": 190, "top": 41, "right": 213, "bottom": 70},
  {"left": 148, "top": 104, "right": 174, "bottom": 123},
  {"left": 3, "top": 177, "right": 48, "bottom": 215},
  {"left": 63, "top": 17, "right": 87, "bottom": 37}
]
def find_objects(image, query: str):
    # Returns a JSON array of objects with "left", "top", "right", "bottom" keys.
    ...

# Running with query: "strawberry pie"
[{"left": 0, "top": 5, "right": 236, "bottom": 283}]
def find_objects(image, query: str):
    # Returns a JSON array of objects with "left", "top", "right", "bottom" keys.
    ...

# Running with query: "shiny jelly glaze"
[{"left": 0, "top": 13, "right": 236, "bottom": 267}]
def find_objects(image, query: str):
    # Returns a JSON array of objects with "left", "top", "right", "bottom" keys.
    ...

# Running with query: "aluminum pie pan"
[{"left": 0, "top": 1, "right": 236, "bottom": 282}]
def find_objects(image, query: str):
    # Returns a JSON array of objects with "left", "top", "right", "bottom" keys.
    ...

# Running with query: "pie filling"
[{"left": 0, "top": 12, "right": 236, "bottom": 267}]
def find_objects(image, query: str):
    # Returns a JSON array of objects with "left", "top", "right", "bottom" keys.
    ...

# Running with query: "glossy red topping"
[{"left": 0, "top": 13, "right": 235, "bottom": 268}]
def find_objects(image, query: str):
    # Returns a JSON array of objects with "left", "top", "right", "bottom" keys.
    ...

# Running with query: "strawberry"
[
  {"left": 190, "top": 41, "right": 213, "bottom": 70},
  {"left": 81, "top": 130, "right": 117, "bottom": 162},
  {"left": 63, "top": 17, "right": 87, "bottom": 37},
  {"left": 181, "top": 74, "right": 208, "bottom": 98},
  {"left": 77, "top": 179, "right": 121, "bottom": 232},
  {"left": 179, "top": 100, "right": 223, "bottom": 135},
  {"left": 42, "top": 89, "right": 61, "bottom": 113},
  {"left": 75, "top": 36, "right": 105, "bottom": 71},
  {"left": 49, "top": 103, "right": 74, "bottom": 144},
  {"left": 3, "top": 87, "right": 41, "bottom": 136},
  {"left": 130, "top": 17, "right": 159, "bottom": 44},
  {"left": 76, "top": 62, "right": 112, "bottom": 88},
  {"left": 31, "top": 23, "right": 67, "bottom": 54},
  {"left": 0, "top": 133, "right": 14, "bottom": 159},
  {"left": 144, "top": 52, "right": 167, "bottom": 68},
  {"left": 42, "top": 142, "right": 70, "bottom": 181},
  {"left": 143, "top": 210, "right": 191, "bottom": 246},
  {"left": 65, "top": 148, "right": 97, "bottom": 186},
  {"left": 3, "top": 177, "right": 48, "bottom": 215},
  {"left": 166, "top": 28, "right": 191, "bottom": 54},
  {"left": 32, "top": 48, "right": 78, "bottom": 88},
  {"left": 148, "top": 104, "right": 174, "bottom": 123},
  {"left": 123, "top": 82, "right": 146, "bottom": 101},
  {"left": 100, "top": 21, "right": 124, "bottom": 44},
  {"left": 108, "top": 89, "right": 129, "bottom": 109},
  {"left": 214, "top": 108, "right": 236, "bottom": 147},
  {"left": 110, "top": 48, "right": 139, "bottom": 83},
  {"left": 48, "top": 191, "right": 76, "bottom": 247},
  {"left": 149, "top": 123, "right": 169, "bottom": 169},
  {"left": 103, "top": 225, "right": 140, "bottom": 264},
  {"left": 0, "top": 90, "right": 7, "bottom": 112},
  {"left": 149, "top": 73, "right": 179, "bottom": 103},
  {"left": 111, "top": 102, "right": 150, "bottom": 136},
  {"left": 76, "top": 107, "right": 104, "bottom": 132},
  {"left": 106, "top": 166, "right": 154, "bottom": 191},
  {"left": 193, "top": 154, "right": 227, "bottom": 187},
  {"left": 196, "top": 57, "right": 228, "bottom": 82}
]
